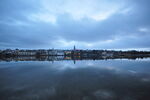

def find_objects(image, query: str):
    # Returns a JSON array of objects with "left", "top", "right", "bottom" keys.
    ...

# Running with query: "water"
[{"left": 0, "top": 59, "right": 150, "bottom": 100}]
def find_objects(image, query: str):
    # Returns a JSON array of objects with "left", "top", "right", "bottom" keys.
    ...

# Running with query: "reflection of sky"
[
  {"left": 0, "top": 60, "right": 150, "bottom": 99},
  {"left": 51, "top": 59, "right": 150, "bottom": 74},
  {"left": 0, "top": 0, "right": 150, "bottom": 50}
]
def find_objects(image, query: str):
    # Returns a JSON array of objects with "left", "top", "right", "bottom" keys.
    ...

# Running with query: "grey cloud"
[{"left": 0, "top": 0, "right": 150, "bottom": 49}]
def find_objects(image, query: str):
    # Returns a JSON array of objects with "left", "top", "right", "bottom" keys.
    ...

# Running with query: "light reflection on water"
[{"left": 0, "top": 59, "right": 150, "bottom": 100}]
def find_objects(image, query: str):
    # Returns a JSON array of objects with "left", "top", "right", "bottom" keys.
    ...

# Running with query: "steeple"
[{"left": 74, "top": 45, "right": 76, "bottom": 51}]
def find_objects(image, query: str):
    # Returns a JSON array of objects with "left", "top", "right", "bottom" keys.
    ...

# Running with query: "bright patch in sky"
[
  {"left": 28, "top": 13, "right": 57, "bottom": 24},
  {"left": 30, "top": 0, "right": 127, "bottom": 23},
  {"left": 139, "top": 27, "right": 149, "bottom": 32},
  {"left": 0, "top": 0, "right": 150, "bottom": 50}
]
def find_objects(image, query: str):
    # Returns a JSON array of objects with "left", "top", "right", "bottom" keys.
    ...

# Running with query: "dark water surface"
[{"left": 0, "top": 59, "right": 150, "bottom": 100}]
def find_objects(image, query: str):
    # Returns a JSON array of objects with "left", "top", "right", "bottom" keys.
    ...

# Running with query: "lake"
[{"left": 0, "top": 59, "right": 150, "bottom": 100}]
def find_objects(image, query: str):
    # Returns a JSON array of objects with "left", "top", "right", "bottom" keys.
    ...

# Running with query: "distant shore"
[{"left": 0, "top": 49, "right": 150, "bottom": 62}]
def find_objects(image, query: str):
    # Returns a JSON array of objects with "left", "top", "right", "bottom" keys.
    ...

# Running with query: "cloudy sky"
[{"left": 0, "top": 0, "right": 150, "bottom": 50}]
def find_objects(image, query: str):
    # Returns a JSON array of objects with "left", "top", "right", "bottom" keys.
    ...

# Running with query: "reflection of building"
[{"left": 64, "top": 56, "right": 72, "bottom": 60}]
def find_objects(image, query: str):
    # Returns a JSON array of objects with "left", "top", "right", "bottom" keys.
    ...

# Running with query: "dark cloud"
[{"left": 0, "top": 0, "right": 150, "bottom": 49}]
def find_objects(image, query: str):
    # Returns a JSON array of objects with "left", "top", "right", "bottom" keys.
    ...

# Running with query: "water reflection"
[
  {"left": 0, "top": 59, "right": 150, "bottom": 100},
  {"left": 0, "top": 55, "right": 150, "bottom": 63}
]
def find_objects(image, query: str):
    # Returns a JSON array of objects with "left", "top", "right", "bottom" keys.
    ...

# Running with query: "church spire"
[{"left": 74, "top": 45, "right": 76, "bottom": 51}]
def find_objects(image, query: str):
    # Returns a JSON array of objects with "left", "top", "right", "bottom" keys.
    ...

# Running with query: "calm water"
[{"left": 0, "top": 59, "right": 150, "bottom": 100}]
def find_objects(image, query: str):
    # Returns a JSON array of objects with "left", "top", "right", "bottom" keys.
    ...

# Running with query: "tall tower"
[{"left": 74, "top": 45, "right": 76, "bottom": 51}]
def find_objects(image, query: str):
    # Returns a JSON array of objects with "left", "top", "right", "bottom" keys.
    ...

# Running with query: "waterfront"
[
  {"left": 1, "top": 0, "right": 150, "bottom": 99},
  {"left": 0, "top": 59, "right": 150, "bottom": 100}
]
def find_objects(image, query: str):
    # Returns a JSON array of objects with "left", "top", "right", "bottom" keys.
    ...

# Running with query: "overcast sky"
[{"left": 0, "top": 0, "right": 150, "bottom": 50}]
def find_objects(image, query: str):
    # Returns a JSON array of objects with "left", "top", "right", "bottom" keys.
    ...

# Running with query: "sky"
[{"left": 0, "top": 0, "right": 150, "bottom": 50}]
